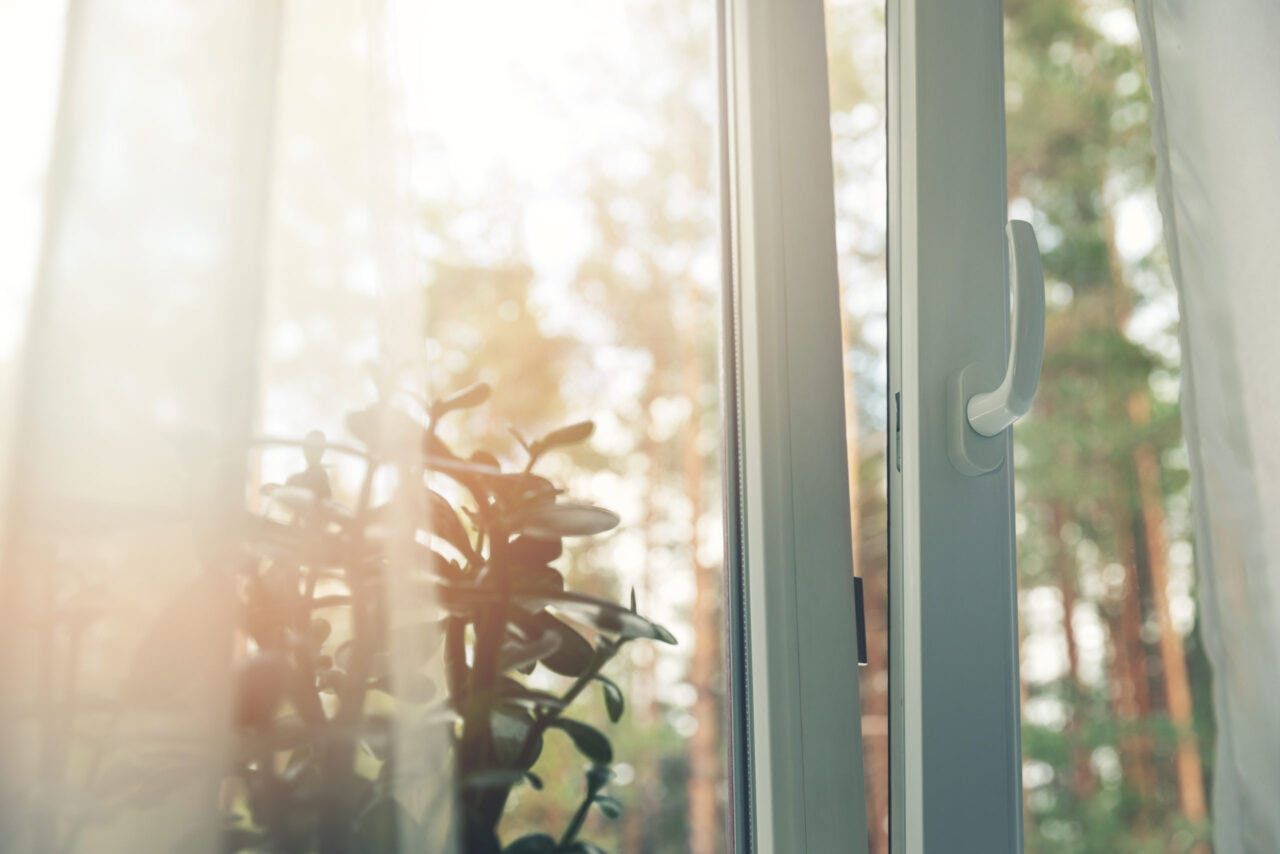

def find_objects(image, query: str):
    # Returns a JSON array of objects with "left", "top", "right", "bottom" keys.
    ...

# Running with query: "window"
[{"left": 8, "top": 2, "right": 1209, "bottom": 852}]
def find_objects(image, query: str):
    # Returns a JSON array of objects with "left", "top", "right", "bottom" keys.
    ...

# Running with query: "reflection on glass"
[
  {"left": 259, "top": 0, "right": 730, "bottom": 851},
  {"left": 2, "top": 0, "right": 730, "bottom": 851}
]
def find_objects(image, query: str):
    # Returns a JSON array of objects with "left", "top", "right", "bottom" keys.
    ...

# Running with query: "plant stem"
[
  {"left": 443, "top": 616, "right": 468, "bottom": 699},
  {"left": 559, "top": 794, "right": 595, "bottom": 848},
  {"left": 511, "top": 639, "right": 622, "bottom": 771},
  {"left": 558, "top": 772, "right": 607, "bottom": 848},
  {"left": 461, "top": 524, "right": 509, "bottom": 848},
  {"left": 486, "top": 639, "right": 624, "bottom": 844},
  {"left": 318, "top": 456, "right": 382, "bottom": 854},
  {"left": 558, "top": 640, "right": 621, "bottom": 709}
]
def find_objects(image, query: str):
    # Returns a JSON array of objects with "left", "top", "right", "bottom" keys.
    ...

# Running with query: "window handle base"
[{"left": 948, "top": 220, "right": 1045, "bottom": 476}]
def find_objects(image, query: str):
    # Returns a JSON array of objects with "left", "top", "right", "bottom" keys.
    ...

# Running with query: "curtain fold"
[
  {"left": 1, "top": 3, "right": 449, "bottom": 851},
  {"left": 1, "top": 4, "right": 285, "bottom": 850},
  {"left": 1136, "top": 3, "right": 1280, "bottom": 851}
]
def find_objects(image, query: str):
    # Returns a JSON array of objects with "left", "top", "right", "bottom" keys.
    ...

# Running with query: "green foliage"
[
  {"left": 1005, "top": 2, "right": 1213, "bottom": 851},
  {"left": 216, "top": 381, "right": 674, "bottom": 853}
]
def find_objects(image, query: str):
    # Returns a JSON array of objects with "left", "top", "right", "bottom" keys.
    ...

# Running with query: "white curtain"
[
  {"left": 1136, "top": 3, "right": 1280, "bottom": 851},
  {"left": 0, "top": 3, "right": 446, "bottom": 851}
]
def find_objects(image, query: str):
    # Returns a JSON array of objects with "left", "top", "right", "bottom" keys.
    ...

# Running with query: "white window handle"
[
  {"left": 947, "top": 220, "right": 1045, "bottom": 475},
  {"left": 967, "top": 220, "right": 1045, "bottom": 436}
]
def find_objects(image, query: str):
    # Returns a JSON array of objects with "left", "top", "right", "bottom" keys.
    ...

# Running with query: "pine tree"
[{"left": 1004, "top": 0, "right": 1212, "bottom": 849}]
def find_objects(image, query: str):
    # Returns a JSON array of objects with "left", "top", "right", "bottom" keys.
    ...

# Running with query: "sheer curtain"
[
  {"left": 0, "top": 3, "right": 447, "bottom": 851},
  {"left": 1137, "top": 3, "right": 1280, "bottom": 851}
]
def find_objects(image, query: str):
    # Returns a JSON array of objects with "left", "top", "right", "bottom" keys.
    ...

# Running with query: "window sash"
[
  {"left": 889, "top": 1, "right": 1025, "bottom": 851},
  {"left": 721, "top": 0, "right": 870, "bottom": 850}
]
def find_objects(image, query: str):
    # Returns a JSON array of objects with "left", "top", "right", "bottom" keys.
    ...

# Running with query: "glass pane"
[
  {"left": 825, "top": 1, "right": 889, "bottom": 851},
  {"left": 396, "top": 3, "right": 732, "bottom": 848},
  {"left": 257, "top": 1, "right": 732, "bottom": 851},
  {"left": 1, "top": 1, "right": 732, "bottom": 851},
  {"left": 1003, "top": 1, "right": 1213, "bottom": 850}
]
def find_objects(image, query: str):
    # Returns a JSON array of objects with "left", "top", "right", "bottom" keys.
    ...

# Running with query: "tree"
[
  {"left": 825, "top": 0, "right": 891, "bottom": 848},
  {"left": 1004, "top": 0, "right": 1212, "bottom": 849}
]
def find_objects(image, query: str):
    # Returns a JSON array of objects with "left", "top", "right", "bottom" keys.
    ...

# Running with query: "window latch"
[
  {"left": 854, "top": 575, "right": 868, "bottom": 666},
  {"left": 948, "top": 220, "right": 1045, "bottom": 476}
]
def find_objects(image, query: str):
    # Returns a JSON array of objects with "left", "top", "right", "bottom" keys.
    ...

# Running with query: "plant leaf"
[
  {"left": 491, "top": 707, "right": 538, "bottom": 768},
  {"left": 516, "top": 591, "right": 677, "bottom": 644},
  {"left": 285, "top": 460, "right": 333, "bottom": 500},
  {"left": 530, "top": 420, "right": 595, "bottom": 456},
  {"left": 503, "top": 834, "right": 557, "bottom": 854},
  {"left": 586, "top": 763, "right": 614, "bottom": 790},
  {"left": 425, "top": 489, "right": 476, "bottom": 560},
  {"left": 487, "top": 472, "right": 559, "bottom": 509},
  {"left": 595, "top": 676, "right": 625, "bottom": 723},
  {"left": 519, "top": 502, "right": 618, "bottom": 539},
  {"left": 497, "top": 677, "right": 567, "bottom": 712},
  {"left": 232, "top": 652, "right": 292, "bottom": 729},
  {"left": 354, "top": 795, "right": 416, "bottom": 853},
  {"left": 260, "top": 483, "right": 319, "bottom": 513},
  {"left": 240, "top": 514, "right": 306, "bottom": 562},
  {"left": 513, "top": 612, "right": 595, "bottom": 677},
  {"left": 469, "top": 450, "right": 501, "bottom": 470},
  {"left": 221, "top": 827, "right": 269, "bottom": 852},
  {"left": 309, "top": 617, "right": 331, "bottom": 647},
  {"left": 518, "top": 565, "right": 565, "bottom": 593},
  {"left": 509, "top": 535, "right": 563, "bottom": 565},
  {"left": 498, "top": 630, "right": 562, "bottom": 674},
  {"left": 594, "top": 795, "right": 623, "bottom": 820},
  {"left": 561, "top": 842, "right": 609, "bottom": 854},
  {"left": 462, "top": 769, "right": 526, "bottom": 790},
  {"left": 420, "top": 436, "right": 502, "bottom": 480},
  {"left": 431, "top": 382, "right": 491, "bottom": 418},
  {"left": 549, "top": 719, "right": 613, "bottom": 764},
  {"left": 432, "top": 581, "right": 500, "bottom": 617}
]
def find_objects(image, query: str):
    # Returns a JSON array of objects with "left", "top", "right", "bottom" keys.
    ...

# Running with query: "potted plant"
[{"left": 224, "top": 380, "right": 676, "bottom": 853}]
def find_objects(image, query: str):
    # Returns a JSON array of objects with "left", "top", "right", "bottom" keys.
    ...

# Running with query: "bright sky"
[{"left": 0, "top": 2, "right": 65, "bottom": 362}]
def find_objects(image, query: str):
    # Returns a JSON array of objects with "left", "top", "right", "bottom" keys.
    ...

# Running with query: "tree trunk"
[
  {"left": 1099, "top": 210, "right": 1153, "bottom": 807},
  {"left": 1050, "top": 502, "right": 1095, "bottom": 803},
  {"left": 682, "top": 326, "right": 722, "bottom": 854},
  {"left": 1103, "top": 208, "right": 1206, "bottom": 830},
  {"left": 624, "top": 381, "right": 662, "bottom": 854},
  {"left": 1108, "top": 506, "right": 1157, "bottom": 808},
  {"left": 1127, "top": 394, "right": 1208, "bottom": 829}
]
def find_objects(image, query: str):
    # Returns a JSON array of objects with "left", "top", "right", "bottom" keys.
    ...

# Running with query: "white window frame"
[
  {"left": 721, "top": 0, "right": 870, "bottom": 850},
  {"left": 889, "top": 1, "right": 1024, "bottom": 852},
  {"left": 723, "top": 0, "right": 1024, "bottom": 851}
]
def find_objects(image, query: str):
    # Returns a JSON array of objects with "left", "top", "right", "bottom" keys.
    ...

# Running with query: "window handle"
[
  {"left": 948, "top": 220, "right": 1045, "bottom": 475},
  {"left": 967, "top": 220, "right": 1045, "bottom": 436}
]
